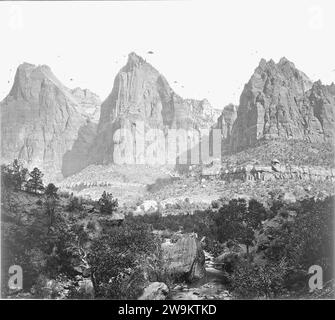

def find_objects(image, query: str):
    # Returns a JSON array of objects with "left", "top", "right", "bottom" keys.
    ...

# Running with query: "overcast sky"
[{"left": 0, "top": 0, "right": 334, "bottom": 108}]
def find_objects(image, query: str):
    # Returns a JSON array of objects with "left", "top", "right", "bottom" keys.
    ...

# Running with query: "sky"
[{"left": 0, "top": 0, "right": 334, "bottom": 109}]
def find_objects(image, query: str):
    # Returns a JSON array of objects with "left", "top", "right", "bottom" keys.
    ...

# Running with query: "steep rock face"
[
  {"left": 215, "top": 103, "right": 238, "bottom": 154},
  {"left": 0, "top": 63, "right": 100, "bottom": 180},
  {"left": 230, "top": 57, "right": 334, "bottom": 152},
  {"left": 91, "top": 52, "right": 218, "bottom": 164},
  {"left": 184, "top": 98, "right": 221, "bottom": 130},
  {"left": 307, "top": 81, "right": 335, "bottom": 141},
  {"left": 61, "top": 120, "right": 98, "bottom": 177},
  {"left": 70, "top": 87, "right": 101, "bottom": 123},
  {"left": 217, "top": 104, "right": 238, "bottom": 140}
]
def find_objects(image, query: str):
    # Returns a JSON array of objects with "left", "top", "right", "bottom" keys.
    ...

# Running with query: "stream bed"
[{"left": 170, "top": 251, "right": 232, "bottom": 300}]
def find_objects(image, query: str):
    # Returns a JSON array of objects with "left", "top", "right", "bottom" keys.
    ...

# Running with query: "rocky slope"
[
  {"left": 90, "top": 52, "right": 219, "bottom": 165},
  {"left": 0, "top": 63, "right": 101, "bottom": 181},
  {"left": 230, "top": 57, "right": 335, "bottom": 152}
]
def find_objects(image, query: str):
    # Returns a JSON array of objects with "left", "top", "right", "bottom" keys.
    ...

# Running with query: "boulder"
[
  {"left": 214, "top": 250, "right": 243, "bottom": 273},
  {"left": 162, "top": 235, "right": 206, "bottom": 283},
  {"left": 138, "top": 282, "right": 169, "bottom": 300}
]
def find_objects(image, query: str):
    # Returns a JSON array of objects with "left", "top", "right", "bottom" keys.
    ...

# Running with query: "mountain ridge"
[
  {"left": 1, "top": 55, "right": 334, "bottom": 183},
  {"left": 0, "top": 62, "right": 101, "bottom": 181}
]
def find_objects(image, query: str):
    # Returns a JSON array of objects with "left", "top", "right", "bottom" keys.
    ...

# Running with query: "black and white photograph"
[{"left": 0, "top": 0, "right": 334, "bottom": 303}]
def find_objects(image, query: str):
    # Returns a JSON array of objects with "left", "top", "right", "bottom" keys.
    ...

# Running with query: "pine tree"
[
  {"left": 45, "top": 183, "right": 59, "bottom": 199},
  {"left": 11, "top": 159, "right": 28, "bottom": 190},
  {"left": 45, "top": 183, "right": 59, "bottom": 228},
  {"left": 27, "top": 167, "right": 44, "bottom": 194},
  {"left": 1, "top": 164, "right": 14, "bottom": 190}
]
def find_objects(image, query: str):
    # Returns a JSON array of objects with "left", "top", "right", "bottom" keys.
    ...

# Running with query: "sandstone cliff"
[
  {"left": 90, "top": 52, "right": 218, "bottom": 164},
  {"left": 220, "top": 163, "right": 335, "bottom": 183},
  {"left": 230, "top": 57, "right": 335, "bottom": 152},
  {"left": 214, "top": 103, "right": 238, "bottom": 154},
  {"left": 0, "top": 63, "right": 100, "bottom": 180},
  {"left": 70, "top": 87, "right": 101, "bottom": 123}
]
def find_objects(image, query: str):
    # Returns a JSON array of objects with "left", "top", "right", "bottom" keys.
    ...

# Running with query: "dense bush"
[
  {"left": 126, "top": 209, "right": 216, "bottom": 239},
  {"left": 228, "top": 258, "right": 289, "bottom": 299},
  {"left": 264, "top": 196, "right": 334, "bottom": 290},
  {"left": 1, "top": 213, "right": 82, "bottom": 296},
  {"left": 213, "top": 199, "right": 265, "bottom": 254},
  {"left": 226, "top": 196, "right": 334, "bottom": 298},
  {"left": 87, "top": 220, "right": 161, "bottom": 299},
  {"left": 98, "top": 191, "right": 118, "bottom": 215},
  {"left": 66, "top": 196, "right": 84, "bottom": 212}
]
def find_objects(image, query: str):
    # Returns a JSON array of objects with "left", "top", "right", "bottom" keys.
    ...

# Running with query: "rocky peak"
[
  {"left": 230, "top": 58, "right": 334, "bottom": 152},
  {"left": 125, "top": 52, "right": 146, "bottom": 70},
  {"left": 92, "top": 52, "right": 218, "bottom": 164},
  {"left": 278, "top": 56, "right": 296, "bottom": 68},
  {"left": 306, "top": 80, "right": 335, "bottom": 141},
  {"left": 1, "top": 63, "right": 100, "bottom": 180}
]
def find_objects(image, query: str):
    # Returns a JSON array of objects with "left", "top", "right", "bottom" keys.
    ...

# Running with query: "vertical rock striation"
[
  {"left": 230, "top": 57, "right": 334, "bottom": 152},
  {"left": 0, "top": 63, "right": 100, "bottom": 180},
  {"left": 90, "top": 52, "right": 219, "bottom": 164}
]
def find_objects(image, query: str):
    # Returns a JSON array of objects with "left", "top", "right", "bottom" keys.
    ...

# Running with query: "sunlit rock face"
[
  {"left": 0, "top": 63, "right": 100, "bottom": 180},
  {"left": 230, "top": 57, "right": 335, "bottom": 152},
  {"left": 90, "top": 52, "right": 219, "bottom": 165}
]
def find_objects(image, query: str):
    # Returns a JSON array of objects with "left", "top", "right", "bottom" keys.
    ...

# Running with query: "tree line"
[{"left": 1, "top": 159, "right": 53, "bottom": 195}]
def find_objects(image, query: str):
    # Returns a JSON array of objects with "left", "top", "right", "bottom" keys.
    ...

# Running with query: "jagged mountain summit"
[
  {"left": 99, "top": 52, "right": 218, "bottom": 131},
  {"left": 229, "top": 57, "right": 335, "bottom": 152},
  {"left": 0, "top": 62, "right": 101, "bottom": 181},
  {"left": 1, "top": 55, "right": 334, "bottom": 182},
  {"left": 90, "top": 52, "right": 220, "bottom": 165},
  {"left": 1, "top": 54, "right": 219, "bottom": 178}
]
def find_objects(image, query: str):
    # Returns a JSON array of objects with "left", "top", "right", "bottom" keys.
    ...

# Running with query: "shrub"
[
  {"left": 228, "top": 258, "right": 288, "bottom": 299},
  {"left": 87, "top": 220, "right": 160, "bottom": 299},
  {"left": 45, "top": 183, "right": 59, "bottom": 199},
  {"left": 98, "top": 191, "right": 118, "bottom": 215},
  {"left": 264, "top": 196, "right": 334, "bottom": 289},
  {"left": 86, "top": 221, "right": 96, "bottom": 231},
  {"left": 58, "top": 190, "right": 71, "bottom": 198},
  {"left": 66, "top": 196, "right": 84, "bottom": 212},
  {"left": 213, "top": 198, "right": 267, "bottom": 254}
]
